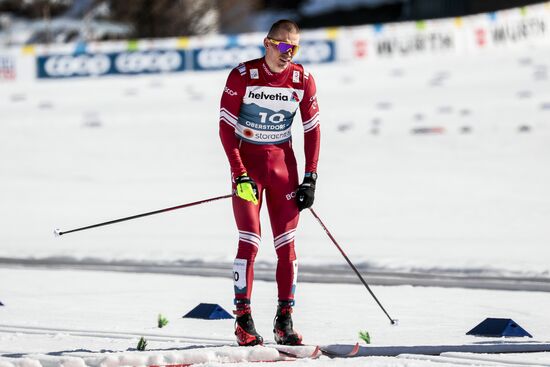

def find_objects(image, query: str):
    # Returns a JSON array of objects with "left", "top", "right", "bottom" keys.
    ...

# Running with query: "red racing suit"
[{"left": 219, "top": 57, "right": 320, "bottom": 307}]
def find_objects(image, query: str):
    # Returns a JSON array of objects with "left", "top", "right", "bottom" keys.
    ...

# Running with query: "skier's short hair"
[{"left": 267, "top": 20, "right": 300, "bottom": 39}]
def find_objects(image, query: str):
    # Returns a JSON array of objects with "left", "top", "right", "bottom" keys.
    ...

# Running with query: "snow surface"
[
  {"left": 2, "top": 268, "right": 550, "bottom": 366},
  {"left": 1, "top": 39, "right": 550, "bottom": 365}
]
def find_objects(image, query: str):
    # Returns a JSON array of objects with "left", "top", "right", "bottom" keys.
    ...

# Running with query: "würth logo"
[{"left": 248, "top": 91, "right": 289, "bottom": 101}]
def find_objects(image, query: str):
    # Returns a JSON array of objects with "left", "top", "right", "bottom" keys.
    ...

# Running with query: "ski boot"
[
  {"left": 273, "top": 301, "right": 302, "bottom": 345},
  {"left": 234, "top": 306, "right": 264, "bottom": 346}
]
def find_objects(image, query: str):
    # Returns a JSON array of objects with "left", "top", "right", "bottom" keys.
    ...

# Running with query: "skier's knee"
[
  {"left": 275, "top": 243, "right": 296, "bottom": 262},
  {"left": 237, "top": 242, "right": 258, "bottom": 261}
]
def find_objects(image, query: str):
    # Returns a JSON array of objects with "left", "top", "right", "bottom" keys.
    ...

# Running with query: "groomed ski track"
[
  {"left": 2, "top": 325, "right": 550, "bottom": 367},
  {"left": 400, "top": 353, "right": 550, "bottom": 367},
  {"left": 323, "top": 342, "right": 550, "bottom": 357},
  {"left": 0, "top": 323, "right": 234, "bottom": 346},
  {"left": 1, "top": 257, "right": 550, "bottom": 292},
  {"left": 3, "top": 322, "right": 549, "bottom": 357}
]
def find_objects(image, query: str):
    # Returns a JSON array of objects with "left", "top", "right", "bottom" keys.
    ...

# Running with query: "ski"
[
  {"left": 319, "top": 342, "right": 360, "bottom": 358},
  {"left": 272, "top": 342, "right": 361, "bottom": 359},
  {"left": 318, "top": 342, "right": 550, "bottom": 358},
  {"left": 271, "top": 344, "right": 321, "bottom": 360},
  {"left": 146, "top": 345, "right": 321, "bottom": 367}
]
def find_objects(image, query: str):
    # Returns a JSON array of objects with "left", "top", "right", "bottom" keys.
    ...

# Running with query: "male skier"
[{"left": 219, "top": 19, "right": 320, "bottom": 346}]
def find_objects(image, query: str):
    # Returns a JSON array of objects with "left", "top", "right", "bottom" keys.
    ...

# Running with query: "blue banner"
[
  {"left": 193, "top": 46, "right": 263, "bottom": 71},
  {"left": 37, "top": 50, "right": 187, "bottom": 78},
  {"left": 293, "top": 40, "right": 336, "bottom": 65},
  {"left": 36, "top": 40, "right": 336, "bottom": 78},
  {"left": 192, "top": 40, "right": 336, "bottom": 71}
]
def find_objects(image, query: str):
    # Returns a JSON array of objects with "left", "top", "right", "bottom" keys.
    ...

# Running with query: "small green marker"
[
  {"left": 137, "top": 336, "right": 147, "bottom": 351},
  {"left": 359, "top": 330, "right": 371, "bottom": 344},
  {"left": 158, "top": 314, "right": 169, "bottom": 328}
]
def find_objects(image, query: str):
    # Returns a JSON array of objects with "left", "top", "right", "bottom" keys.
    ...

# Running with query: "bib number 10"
[{"left": 259, "top": 112, "right": 284, "bottom": 124}]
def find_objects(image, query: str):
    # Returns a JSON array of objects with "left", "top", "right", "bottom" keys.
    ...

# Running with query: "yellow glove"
[{"left": 235, "top": 174, "right": 258, "bottom": 205}]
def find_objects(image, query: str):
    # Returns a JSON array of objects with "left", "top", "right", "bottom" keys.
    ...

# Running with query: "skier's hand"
[
  {"left": 296, "top": 172, "right": 317, "bottom": 211},
  {"left": 235, "top": 174, "right": 259, "bottom": 205}
]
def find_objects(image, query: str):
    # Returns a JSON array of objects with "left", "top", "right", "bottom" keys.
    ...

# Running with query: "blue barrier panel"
[
  {"left": 192, "top": 40, "right": 336, "bottom": 71},
  {"left": 36, "top": 40, "right": 336, "bottom": 78},
  {"left": 37, "top": 50, "right": 187, "bottom": 79},
  {"left": 193, "top": 45, "right": 263, "bottom": 71},
  {"left": 293, "top": 40, "right": 336, "bottom": 65}
]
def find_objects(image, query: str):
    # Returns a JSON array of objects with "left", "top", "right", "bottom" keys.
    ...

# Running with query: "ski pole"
[
  {"left": 308, "top": 207, "right": 398, "bottom": 325},
  {"left": 54, "top": 194, "right": 233, "bottom": 237}
]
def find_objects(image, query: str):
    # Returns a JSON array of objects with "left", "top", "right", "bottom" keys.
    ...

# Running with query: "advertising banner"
[
  {"left": 491, "top": 16, "right": 547, "bottom": 45},
  {"left": 340, "top": 2, "right": 550, "bottom": 60},
  {"left": 193, "top": 45, "right": 263, "bottom": 71},
  {"left": 293, "top": 40, "right": 336, "bottom": 64},
  {"left": 37, "top": 49, "right": 186, "bottom": 79},
  {"left": 364, "top": 18, "right": 465, "bottom": 60},
  {"left": 373, "top": 27, "right": 458, "bottom": 58},
  {"left": 482, "top": 12, "right": 548, "bottom": 49},
  {"left": 2, "top": 1, "right": 546, "bottom": 82},
  {"left": 192, "top": 40, "right": 335, "bottom": 71}
]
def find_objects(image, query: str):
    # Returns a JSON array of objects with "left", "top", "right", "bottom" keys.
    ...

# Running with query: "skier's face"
[{"left": 264, "top": 31, "right": 300, "bottom": 73}]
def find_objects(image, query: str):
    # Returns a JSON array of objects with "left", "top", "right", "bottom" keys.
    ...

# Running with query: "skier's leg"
[
  {"left": 232, "top": 182, "right": 263, "bottom": 306},
  {"left": 266, "top": 149, "right": 300, "bottom": 303},
  {"left": 265, "top": 148, "right": 302, "bottom": 345},
  {"left": 232, "top": 181, "right": 264, "bottom": 346}
]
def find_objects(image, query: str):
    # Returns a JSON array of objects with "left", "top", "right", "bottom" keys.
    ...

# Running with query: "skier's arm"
[
  {"left": 219, "top": 67, "right": 247, "bottom": 177},
  {"left": 300, "top": 71, "right": 320, "bottom": 174}
]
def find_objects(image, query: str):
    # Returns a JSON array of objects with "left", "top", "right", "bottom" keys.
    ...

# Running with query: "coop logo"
[
  {"left": 37, "top": 50, "right": 187, "bottom": 78},
  {"left": 40, "top": 54, "right": 111, "bottom": 78},
  {"left": 194, "top": 46, "right": 263, "bottom": 70},
  {"left": 293, "top": 40, "right": 335, "bottom": 64},
  {"left": 114, "top": 51, "right": 183, "bottom": 73},
  {"left": 247, "top": 90, "right": 289, "bottom": 101}
]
